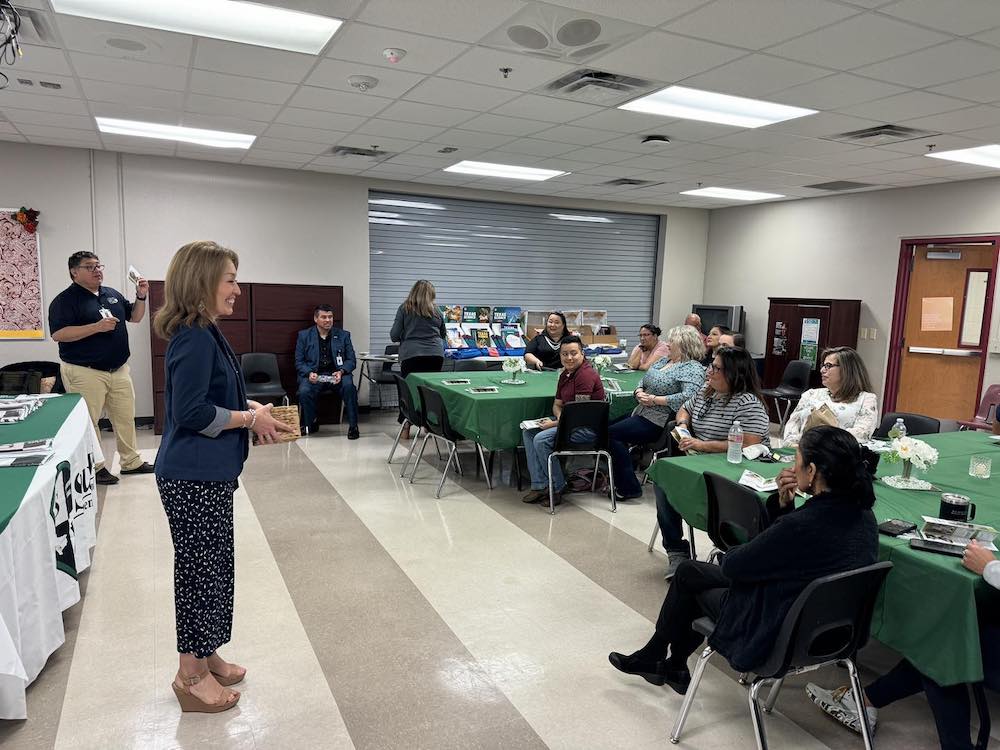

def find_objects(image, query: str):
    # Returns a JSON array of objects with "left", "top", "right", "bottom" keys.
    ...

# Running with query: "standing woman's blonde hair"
[
  {"left": 154, "top": 240, "right": 239, "bottom": 340},
  {"left": 402, "top": 279, "right": 439, "bottom": 319}
]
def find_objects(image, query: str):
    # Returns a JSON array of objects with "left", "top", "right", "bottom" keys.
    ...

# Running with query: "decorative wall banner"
[{"left": 0, "top": 210, "right": 44, "bottom": 340}]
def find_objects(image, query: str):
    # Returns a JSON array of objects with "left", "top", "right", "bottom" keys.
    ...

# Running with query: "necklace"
[{"left": 542, "top": 335, "right": 561, "bottom": 350}]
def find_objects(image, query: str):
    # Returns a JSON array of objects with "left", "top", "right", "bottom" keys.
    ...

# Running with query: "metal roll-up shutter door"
[{"left": 369, "top": 191, "right": 660, "bottom": 355}]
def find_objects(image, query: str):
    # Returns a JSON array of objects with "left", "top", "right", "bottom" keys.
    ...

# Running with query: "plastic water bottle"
[
  {"left": 888, "top": 418, "right": 907, "bottom": 440},
  {"left": 727, "top": 420, "right": 744, "bottom": 464}
]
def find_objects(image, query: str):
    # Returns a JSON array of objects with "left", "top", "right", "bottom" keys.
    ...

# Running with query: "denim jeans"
[
  {"left": 298, "top": 374, "right": 358, "bottom": 428},
  {"left": 522, "top": 426, "right": 597, "bottom": 492},
  {"left": 654, "top": 484, "right": 689, "bottom": 554},
  {"left": 607, "top": 415, "right": 663, "bottom": 497}
]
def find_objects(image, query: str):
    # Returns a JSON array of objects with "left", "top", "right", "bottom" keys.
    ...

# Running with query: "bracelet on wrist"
[
  {"left": 135, "top": 296, "right": 147, "bottom": 301},
  {"left": 247, "top": 408, "right": 257, "bottom": 430}
]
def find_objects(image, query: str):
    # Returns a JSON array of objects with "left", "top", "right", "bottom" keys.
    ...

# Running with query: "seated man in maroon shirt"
[{"left": 521, "top": 335, "right": 606, "bottom": 506}]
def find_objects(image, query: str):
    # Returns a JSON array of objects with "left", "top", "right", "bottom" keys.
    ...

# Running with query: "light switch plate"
[
  {"left": 869, "top": 328, "right": 877, "bottom": 340},
  {"left": 859, "top": 327, "right": 868, "bottom": 340}
]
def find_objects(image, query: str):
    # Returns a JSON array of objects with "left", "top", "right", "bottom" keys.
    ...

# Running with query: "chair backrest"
[
  {"left": 780, "top": 360, "right": 813, "bottom": 390},
  {"left": 0, "top": 369, "right": 41, "bottom": 395},
  {"left": 754, "top": 561, "right": 893, "bottom": 679},
  {"left": 553, "top": 400, "right": 609, "bottom": 451},
  {"left": 417, "top": 385, "right": 463, "bottom": 442},
  {"left": 873, "top": 411, "right": 941, "bottom": 439},
  {"left": 240, "top": 352, "right": 281, "bottom": 384},
  {"left": 704, "top": 472, "right": 770, "bottom": 552},
  {"left": 391, "top": 373, "right": 422, "bottom": 427},
  {"left": 381, "top": 344, "right": 400, "bottom": 375},
  {"left": 0, "top": 360, "right": 64, "bottom": 393},
  {"left": 973, "top": 384, "right": 1000, "bottom": 424},
  {"left": 453, "top": 359, "right": 488, "bottom": 372}
]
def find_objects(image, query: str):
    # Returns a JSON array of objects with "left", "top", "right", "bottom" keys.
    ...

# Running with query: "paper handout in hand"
[{"left": 128, "top": 265, "right": 143, "bottom": 287}]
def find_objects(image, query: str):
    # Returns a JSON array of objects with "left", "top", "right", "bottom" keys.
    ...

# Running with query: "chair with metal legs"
[
  {"left": 388, "top": 373, "right": 426, "bottom": 476},
  {"left": 411, "top": 385, "right": 492, "bottom": 498},
  {"left": 760, "top": 359, "right": 811, "bottom": 433},
  {"left": 545, "top": 400, "right": 614, "bottom": 514},
  {"left": 670, "top": 561, "right": 893, "bottom": 750}
]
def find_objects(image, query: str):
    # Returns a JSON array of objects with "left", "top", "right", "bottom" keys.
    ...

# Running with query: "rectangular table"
[
  {"left": 0, "top": 394, "right": 102, "bottom": 719},
  {"left": 405, "top": 369, "right": 645, "bottom": 451},
  {"left": 647, "top": 431, "right": 1000, "bottom": 687}
]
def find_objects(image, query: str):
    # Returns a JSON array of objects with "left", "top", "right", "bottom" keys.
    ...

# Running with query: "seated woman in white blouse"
[{"left": 782, "top": 346, "right": 878, "bottom": 446}]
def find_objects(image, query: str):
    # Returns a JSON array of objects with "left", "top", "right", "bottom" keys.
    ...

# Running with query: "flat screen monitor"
[{"left": 691, "top": 304, "right": 744, "bottom": 333}]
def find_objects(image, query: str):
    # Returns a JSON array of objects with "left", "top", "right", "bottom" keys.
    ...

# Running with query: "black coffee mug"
[{"left": 939, "top": 494, "right": 976, "bottom": 523}]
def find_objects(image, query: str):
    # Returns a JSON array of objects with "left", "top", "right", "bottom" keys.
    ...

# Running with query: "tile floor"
[{"left": 0, "top": 411, "right": 994, "bottom": 749}]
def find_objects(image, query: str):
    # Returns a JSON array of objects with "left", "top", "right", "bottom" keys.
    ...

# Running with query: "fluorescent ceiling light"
[
  {"left": 95, "top": 117, "right": 255, "bottom": 148},
  {"left": 51, "top": 0, "right": 342, "bottom": 54},
  {"left": 926, "top": 144, "right": 1000, "bottom": 169},
  {"left": 368, "top": 199, "right": 445, "bottom": 210},
  {"left": 549, "top": 213, "right": 612, "bottom": 223},
  {"left": 681, "top": 187, "right": 785, "bottom": 201},
  {"left": 620, "top": 85, "right": 816, "bottom": 128},
  {"left": 444, "top": 161, "right": 567, "bottom": 181}
]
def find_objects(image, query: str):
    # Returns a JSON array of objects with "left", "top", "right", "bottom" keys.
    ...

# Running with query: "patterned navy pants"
[{"left": 157, "top": 477, "right": 237, "bottom": 659}]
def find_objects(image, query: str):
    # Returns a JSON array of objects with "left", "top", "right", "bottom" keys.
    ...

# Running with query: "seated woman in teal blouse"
[{"left": 607, "top": 325, "right": 706, "bottom": 501}]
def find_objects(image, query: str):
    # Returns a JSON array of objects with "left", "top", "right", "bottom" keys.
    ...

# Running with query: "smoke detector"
[
  {"left": 382, "top": 48, "right": 406, "bottom": 64},
  {"left": 348, "top": 75, "right": 379, "bottom": 92}
]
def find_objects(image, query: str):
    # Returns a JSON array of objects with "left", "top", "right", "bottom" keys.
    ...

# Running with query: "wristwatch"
[{"left": 136, "top": 295, "right": 147, "bottom": 301}]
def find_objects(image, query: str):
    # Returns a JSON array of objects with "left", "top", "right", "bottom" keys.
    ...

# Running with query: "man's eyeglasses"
[
  {"left": 78, "top": 264, "right": 105, "bottom": 272},
  {"left": 819, "top": 362, "right": 840, "bottom": 371}
]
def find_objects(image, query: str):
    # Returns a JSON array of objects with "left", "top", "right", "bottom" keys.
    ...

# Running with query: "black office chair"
[
  {"left": 670, "top": 561, "right": 893, "bottom": 750},
  {"left": 411, "top": 385, "right": 491, "bottom": 498},
  {"left": 761, "top": 360, "right": 812, "bottom": 432},
  {"left": 704, "top": 471, "right": 770, "bottom": 562},
  {"left": 389, "top": 372, "right": 420, "bottom": 471},
  {"left": 372, "top": 344, "right": 399, "bottom": 409},
  {"left": 240, "top": 353, "right": 289, "bottom": 406},
  {"left": 873, "top": 411, "right": 941, "bottom": 439},
  {"left": 453, "top": 359, "right": 488, "bottom": 372},
  {"left": 546, "top": 400, "right": 614, "bottom": 514},
  {"left": 0, "top": 360, "right": 64, "bottom": 394}
]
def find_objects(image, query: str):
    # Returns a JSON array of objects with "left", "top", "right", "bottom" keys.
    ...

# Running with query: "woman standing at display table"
[
  {"left": 524, "top": 312, "right": 570, "bottom": 370},
  {"left": 154, "top": 241, "right": 293, "bottom": 713},
  {"left": 391, "top": 279, "right": 447, "bottom": 439},
  {"left": 781, "top": 346, "right": 878, "bottom": 446}
]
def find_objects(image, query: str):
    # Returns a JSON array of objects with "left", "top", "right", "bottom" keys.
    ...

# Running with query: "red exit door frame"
[{"left": 883, "top": 234, "right": 999, "bottom": 413}]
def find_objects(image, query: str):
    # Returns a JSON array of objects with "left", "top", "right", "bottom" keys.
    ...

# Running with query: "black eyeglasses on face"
[
  {"left": 820, "top": 362, "right": 840, "bottom": 371},
  {"left": 78, "top": 263, "right": 105, "bottom": 272}
]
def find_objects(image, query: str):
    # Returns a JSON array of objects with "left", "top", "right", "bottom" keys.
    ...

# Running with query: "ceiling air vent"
[
  {"left": 823, "top": 124, "right": 939, "bottom": 146},
  {"left": 539, "top": 68, "right": 659, "bottom": 106},
  {"left": 803, "top": 180, "right": 879, "bottom": 192},
  {"left": 481, "top": 3, "right": 645, "bottom": 63},
  {"left": 329, "top": 145, "right": 394, "bottom": 163},
  {"left": 13, "top": 7, "right": 58, "bottom": 45},
  {"left": 603, "top": 178, "right": 661, "bottom": 188}
]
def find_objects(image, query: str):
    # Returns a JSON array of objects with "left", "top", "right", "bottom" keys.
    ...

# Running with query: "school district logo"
[
  {"left": 106, "top": 296, "right": 119, "bottom": 304},
  {"left": 49, "top": 451, "right": 97, "bottom": 578}
]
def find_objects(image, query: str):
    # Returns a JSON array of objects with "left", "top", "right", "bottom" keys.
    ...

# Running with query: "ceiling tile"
[
  {"left": 356, "top": 0, "right": 526, "bottom": 42},
  {"left": 176, "top": 145, "right": 244, "bottom": 162},
  {"left": 20, "top": 124, "right": 102, "bottom": 145},
  {"left": 614, "top": 154, "right": 697, "bottom": 170},
  {"left": 3, "top": 74, "right": 80, "bottom": 98},
  {"left": 434, "top": 47, "right": 574, "bottom": 91},
  {"left": 251, "top": 137, "right": 331, "bottom": 155},
  {"left": 973, "top": 26, "right": 1000, "bottom": 47},
  {"left": 679, "top": 54, "right": 830, "bottom": 97},
  {"left": 189, "top": 70, "right": 298, "bottom": 105},
  {"left": 100, "top": 136, "right": 176, "bottom": 154},
  {"left": 403, "top": 141, "right": 487, "bottom": 158},
  {"left": 388, "top": 153, "right": 458, "bottom": 168},
  {"left": 243, "top": 149, "right": 310, "bottom": 164},
  {"left": 560, "top": 145, "right": 637, "bottom": 163},
  {"left": 53, "top": 15, "right": 194, "bottom": 66},
  {"left": 13, "top": 45, "right": 73, "bottom": 77},
  {"left": 306, "top": 59, "right": 426, "bottom": 98},
  {"left": 643, "top": 118, "right": 743, "bottom": 142},
  {"left": 901, "top": 104, "right": 1000, "bottom": 133},
  {"left": 69, "top": 52, "right": 187, "bottom": 90},
  {"left": 274, "top": 108, "right": 368, "bottom": 131},
  {"left": 262, "top": 123, "right": 352, "bottom": 143},
  {"left": 357, "top": 118, "right": 446, "bottom": 141},
  {"left": 547, "top": 0, "right": 712, "bottom": 26},
  {"left": 596, "top": 134, "right": 680, "bottom": 153},
  {"left": 185, "top": 94, "right": 281, "bottom": 123},
  {"left": 879, "top": 0, "right": 1000, "bottom": 36},
  {"left": 767, "top": 14, "right": 950, "bottom": 69},
  {"left": 765, "top": 112, "right": 884, "bottom": 138},
  {"left": 1, "top": 108, "right": 94, "bottom": 131},
  {"left": 533, "top": 124, "right": 621, "bottom": 146},
  {"left": 178, "top": 112, "right": 271, "bottom": 135},
  {"left": 336, "top": 133, "right": 422, "bottom": 152},
  {"left": 428, "top": 128, "right": 518, "bottom": 148},
  {"left": 193, "top": 39, "right": 315, "bottom": 83},
  {"left": 567, "top": 108, "right": 682, "bottom": 133},
  {"left": 854, "top": 41, "right": 1000, "bottom": 88},
  {"left": 930, "top": 70, "right": 1000, "bottom": 103},
  {"left": 324, "top": 23, "right": 469, "bottom": 74},
  {"left": 657, "top": 142, "right": 739, "bottom": 160},
  {"left": 286, "top": 86, "right": 393, "bottom": 117},
  {"left": 771, "top": 73, "right": 908, "bottom": 110},
  {"left": 838, "top": 91, "right": 971, "bottom": 121},
  {"left": 869, "top": 134, "right": 983, "bottom": 155},
  {"left": 950, "top": 123, "right": 1000, "bottom": 141},
  {"left": 490, "top": 93, "right": 603, "bottom": 122},
  {"left": 589, "top": 30, "right": 746, "bottom": 81},
  {"left": 664, "top": 0, "right": 859, "bottom": 49},
  {"left": 455, "top": 113, "right": 553, "bottom": 136},
  {"left": 0, "top": 90, "right": 90, "bottom": 115},
  {"left": 362, "top": 162, "right": 437, "bottom": 177},
  {"left": 403, "top": 77, "right": 519, "bottom": 109},
  {"left": 80, "top": 79, "right": 185, "bottom": 110},
  {"left": 493, "top": 137, "right": 579, "bottom": 157},
  {"left": 377, "top": 100, "right": 479, "bottom": 127}
]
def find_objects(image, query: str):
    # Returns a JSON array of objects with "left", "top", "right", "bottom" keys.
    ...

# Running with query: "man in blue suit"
[{"left": 295, "top": 304, "right": 359, "bottom": 439}]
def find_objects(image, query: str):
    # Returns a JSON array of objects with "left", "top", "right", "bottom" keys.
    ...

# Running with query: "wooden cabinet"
[
  {"left": 148, "top": 281, "right": 343, "bottom": 433},
  {"left": 762, "top": 297, "right": 861, "bottom": 402}
]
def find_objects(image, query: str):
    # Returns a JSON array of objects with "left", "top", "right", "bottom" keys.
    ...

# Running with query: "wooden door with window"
[{"left": 894, "top": 241, "right": 996, "bottom": 420}]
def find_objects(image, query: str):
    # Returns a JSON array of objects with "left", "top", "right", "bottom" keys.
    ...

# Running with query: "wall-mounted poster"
[
  {"left": 492, "top": 306, "right": 521, "bottom": 325},
  {"left": 0, "top": 211, "right": 44, "bottom": 339},
  {"left": 772, "top": 321, "right": 787, "bottom": 356},
  {"left": 440, "top": 304, "right": 463, "bottom": 323},
  {"left": 800, "top": 317, "right": 821, "bottom": 367}
]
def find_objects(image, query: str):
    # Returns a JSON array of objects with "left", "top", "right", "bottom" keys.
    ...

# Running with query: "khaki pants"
[{"left": 61, "top": 362, "right": 142, "bottom": 471}]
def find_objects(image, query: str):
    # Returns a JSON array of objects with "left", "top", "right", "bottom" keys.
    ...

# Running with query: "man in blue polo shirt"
[
  {"left": 48, "top": 251, "right": 154, "bottom": 485},
  {"left": 294, "top": 304, "right": 359, "bottom": 439}
]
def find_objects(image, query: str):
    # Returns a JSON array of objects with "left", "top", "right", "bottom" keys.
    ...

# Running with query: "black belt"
[{"left": 69, "top": 362, "right": 122, "bottom": 373}]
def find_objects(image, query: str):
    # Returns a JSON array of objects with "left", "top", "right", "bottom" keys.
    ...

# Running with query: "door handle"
[{"left": 908, "top": 346, "right": 981, "bottom": 357}]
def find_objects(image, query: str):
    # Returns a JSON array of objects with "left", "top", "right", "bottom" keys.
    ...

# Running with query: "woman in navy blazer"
[{"left": 153, "top": 240, "right": 291, "bottom": 713}]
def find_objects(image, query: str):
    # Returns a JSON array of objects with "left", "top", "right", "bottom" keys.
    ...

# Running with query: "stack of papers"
[
  {"left": 0, "top": 396, "right": 44, "bottom": 424},
  {"left": 738, "top": 470, "right": 778, "bottom": 492},
  {"left": 0, "top": 435, "right": 55, "bottom": 468},
  {"left": 921, "top": 515, "right": 998, "bottom": 550},
  {"left": 601, "top": 377, "right": 624, "bottom": 394},
  {"left": 0, "top": 438, "right": 53, "bottom": 453}
]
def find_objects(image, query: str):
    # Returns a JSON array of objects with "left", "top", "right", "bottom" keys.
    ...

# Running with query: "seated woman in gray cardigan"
[{"left": 608, "top": 425, "right": 878, "bottom": 694}]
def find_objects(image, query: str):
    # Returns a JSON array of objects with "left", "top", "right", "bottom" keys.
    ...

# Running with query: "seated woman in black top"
[
  {"left": 609, "top": 425, "right": 878, "bottom": 694},
  {"left": 524, "top": 312, "right": 570, "bottom": 370}
]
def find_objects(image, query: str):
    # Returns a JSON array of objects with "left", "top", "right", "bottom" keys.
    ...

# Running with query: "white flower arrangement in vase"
[
  {"left": 882, "top": 435, "right": 939, "bottom": 490},
  {"left": 501, "top": 356, "right": 526, "bottom": 384},
  {"left": 592, "top": 354, "right": 612, "bottom": 373}
]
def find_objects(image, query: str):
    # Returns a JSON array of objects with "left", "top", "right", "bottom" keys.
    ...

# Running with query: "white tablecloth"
[{"left": 0, "top": 397, "right": 102, "bottom": 719}]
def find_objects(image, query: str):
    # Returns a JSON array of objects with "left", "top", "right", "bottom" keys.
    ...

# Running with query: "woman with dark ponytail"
[{"left": 609, "top": 425, "right": 878, "bottom": 694}]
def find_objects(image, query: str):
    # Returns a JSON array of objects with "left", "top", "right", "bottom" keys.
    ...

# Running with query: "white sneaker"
[{"left": 806, "top": 683, "right": 878, "bottom": 735}]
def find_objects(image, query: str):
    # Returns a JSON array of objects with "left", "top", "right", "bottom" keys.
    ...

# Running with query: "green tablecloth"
[
  {"left": 405, "top": 370, "right": 645, "bottom": 450},
  {"left": 647, "top": 431, "right": 1000, "bottom": 686},
  {"left": 0, "top": 395, "right": 82, "bottom": 535}
]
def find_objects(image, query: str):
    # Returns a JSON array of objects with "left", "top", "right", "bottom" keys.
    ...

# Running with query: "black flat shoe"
[
  {"left": 348, "top": 426, "right": 360, "bottom": 440},
  {"left": 608, "top": 652, "right": 666, "bottom": 686},
  {"left": 121, "top": 461, "right": 154, "bottom": 475},
  {"left": 662, "top": 666, "right": 692, "bottom": 695},
  {"left": 614, "top": 490, "right": 644, "bottom": 502}
]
